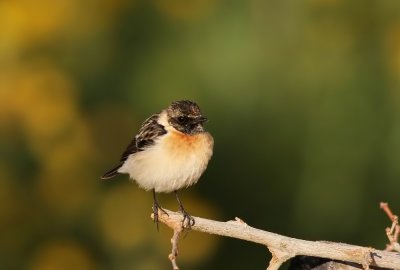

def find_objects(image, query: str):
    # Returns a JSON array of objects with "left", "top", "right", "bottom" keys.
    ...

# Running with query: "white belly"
[{"left": 118, "top": 131, "right": 213, "bottom": 193}]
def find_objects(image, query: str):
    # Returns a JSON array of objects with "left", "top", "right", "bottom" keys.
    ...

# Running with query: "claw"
[
  {"left": 174, "top": 191, "right": 195, "bottom": 229},
  {"left": 181, "top": 209, "right": 195, "bottom": 229}
]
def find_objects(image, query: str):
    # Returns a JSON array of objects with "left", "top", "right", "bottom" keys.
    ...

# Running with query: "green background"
[{"left": 1, "top": 0, "right": 399, "bottom": 269}]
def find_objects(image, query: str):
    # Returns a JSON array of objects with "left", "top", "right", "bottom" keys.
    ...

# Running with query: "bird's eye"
[{"left": 177, "top": 116, "right": 188, "bottom": 124}]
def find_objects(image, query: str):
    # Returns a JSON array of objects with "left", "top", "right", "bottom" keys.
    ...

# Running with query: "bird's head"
[{"left": 166, "top": 100, "right": 208, "bottom": 135}]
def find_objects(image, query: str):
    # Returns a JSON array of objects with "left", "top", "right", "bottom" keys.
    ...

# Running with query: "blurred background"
[{"left": 1, "top": 0, "right": 400, "bottom": 269}]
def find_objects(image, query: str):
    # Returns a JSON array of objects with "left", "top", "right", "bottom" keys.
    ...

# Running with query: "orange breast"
[{"left": 164, "top": 130, "right": 213, "bottom": 157}]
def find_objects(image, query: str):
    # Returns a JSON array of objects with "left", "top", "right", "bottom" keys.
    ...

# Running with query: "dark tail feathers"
[{"left": 101, "top": 164, "right": 122, "bottom": 180}]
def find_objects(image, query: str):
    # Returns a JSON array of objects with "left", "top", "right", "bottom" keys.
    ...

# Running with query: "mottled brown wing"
[
  {"left": 101, "top": 113, "right": 166, "bottom": 180},
  {"left": 120, "top": 113, "right": 166, "bottom": 162}
]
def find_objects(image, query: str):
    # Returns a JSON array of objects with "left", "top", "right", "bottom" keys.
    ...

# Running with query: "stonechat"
[{"left": 101, "top": 100, "right": 214, "bottom": 230}]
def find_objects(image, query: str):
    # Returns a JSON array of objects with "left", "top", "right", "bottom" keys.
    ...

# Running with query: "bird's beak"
[{"left": 197, "top": 116, "right": 208, "bottom": 124}]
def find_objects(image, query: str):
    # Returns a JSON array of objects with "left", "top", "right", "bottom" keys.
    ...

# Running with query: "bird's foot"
[
  {"left": 152, "top": 202, "right": 168, "bottom": 231},
  {"left": 180, "top": 208, "right": 195, "bottom": 229}
]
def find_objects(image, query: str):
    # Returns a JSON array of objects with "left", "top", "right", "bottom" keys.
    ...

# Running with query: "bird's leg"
[
  {"left": 174, "top": 191, "right": 195, "bottom": 229},
  {"left": 152, "top": 189, "right": 168, "bottom": 231}
]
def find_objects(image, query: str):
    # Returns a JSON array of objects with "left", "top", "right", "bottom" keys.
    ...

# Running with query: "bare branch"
[
  {"left": 153, "top": 209, "right": 400, "bottom": 270},
  {"left": 380, "top": 202, "right": 400, "bottom": 252}
]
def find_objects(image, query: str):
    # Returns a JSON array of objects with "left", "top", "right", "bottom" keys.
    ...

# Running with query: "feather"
[
  {"left": 101, "top": 113, "right": 167, "bottom": 179},
  {"left": 101, "top": 164, "right": 122, "bottom": 179}
]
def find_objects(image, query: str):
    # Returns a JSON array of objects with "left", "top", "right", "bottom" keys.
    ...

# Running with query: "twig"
[
  {"left": 152, "top": 211, "right": 185, "bottom": 270},
  {"left": 381, "top": 202, "right": 398, "bottom": 224},
  {"left": 152, "top": 209, "right": 400, "bottom": 270},
  {"left": 169, "top": 229, "right": 182, "bottom": 270},
  {"left": 380, "top": 202, "right": 400, "bottom": 252}
]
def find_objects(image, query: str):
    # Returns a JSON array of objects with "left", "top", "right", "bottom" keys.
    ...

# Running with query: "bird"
[{"left": 101, "top": 100, "right": 214, "bottom": 230}]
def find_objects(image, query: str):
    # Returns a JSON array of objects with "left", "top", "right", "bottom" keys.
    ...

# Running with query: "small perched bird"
[{"left": 101, "top": 100, "right": 214, "bottom": 230}]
